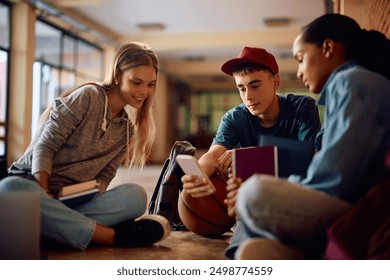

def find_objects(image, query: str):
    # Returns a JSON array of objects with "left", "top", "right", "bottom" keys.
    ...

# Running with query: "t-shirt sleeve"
[
  {"left": 212, "top": 111, "right": 240, "bottom": 150},
  {"left": 295, "top": 96, "right": 322, "bottom": 142}
]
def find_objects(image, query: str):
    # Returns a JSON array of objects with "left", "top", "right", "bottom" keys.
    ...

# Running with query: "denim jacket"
[{"left": 289, "top": 61, "right": 390, "bottom": 203}]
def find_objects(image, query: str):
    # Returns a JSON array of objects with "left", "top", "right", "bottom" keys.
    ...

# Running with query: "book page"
[{"left": 61, "top": 180, "right": 99, "bottom": 196}]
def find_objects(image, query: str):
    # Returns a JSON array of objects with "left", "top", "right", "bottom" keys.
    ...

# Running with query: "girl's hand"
[
  {"left": 33, "top": 171, "right": 50, "bottom": 193},
  {"left": 224, "top": 173, "right": 242, "bottom": 218}
]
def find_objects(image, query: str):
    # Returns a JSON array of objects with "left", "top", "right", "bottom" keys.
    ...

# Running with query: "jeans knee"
[
  {"left": 124, "top": 183, "right": 147, "bottom": 204},
  {"left": 0, "top": 176, "right": 40, "bottom": 192},
  {"left": 113, "top": 183, "right": 147, "bottom": 216},
  {"left": 238, "top": 174, "right": 273, "bottom": 210}
]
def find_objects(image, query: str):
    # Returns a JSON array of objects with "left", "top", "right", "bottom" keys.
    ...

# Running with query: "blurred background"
[{"left": 1, "top": 0, "right": 389, "bottom": 165}]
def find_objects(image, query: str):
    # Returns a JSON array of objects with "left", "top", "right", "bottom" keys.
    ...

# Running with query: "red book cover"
[{"left": 232, "top": 146, "right": 278, "bottom": 181}]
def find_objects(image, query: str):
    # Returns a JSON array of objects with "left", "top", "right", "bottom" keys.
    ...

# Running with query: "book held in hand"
[
  {"left": 232, "top": 146, "right": 278, "bottom": 181},
  {"left": 258, "top": 135, "right": 315, "bottom": 178},
  {"left": 58, "top": 180, "right": 100, "bottom": 208}
]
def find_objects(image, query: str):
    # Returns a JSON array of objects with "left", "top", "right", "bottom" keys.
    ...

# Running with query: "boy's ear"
[
  {"left": 273, "top": 74, "right": 280, "bottom": 90},
  {"left": 322, "top": 39, "right": 335, "bottom": 58}
]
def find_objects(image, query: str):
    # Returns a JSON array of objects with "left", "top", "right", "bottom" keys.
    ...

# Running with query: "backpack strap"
[{"left": 148, "top": 158, "right": 170, "bottom": 214}]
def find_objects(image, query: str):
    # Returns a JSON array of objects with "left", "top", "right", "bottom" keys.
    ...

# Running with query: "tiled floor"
[{"left": 43, "top": 164, "right": 232, "bottom": 260}]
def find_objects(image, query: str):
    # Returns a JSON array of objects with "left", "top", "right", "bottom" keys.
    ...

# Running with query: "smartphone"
[{"left": 176, "top": 155, "right": 216, "bottom": 193}]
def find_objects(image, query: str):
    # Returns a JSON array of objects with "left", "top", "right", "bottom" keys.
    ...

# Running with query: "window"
[
  {"left": 0, "top": 1, "right": 10, "bottom": 157},
  {"left": 195, "top": 91, "right": 242, "bottom": 133},
  {"left": 33, "top": 19, "right": 103, "bottom": 135},
  {"left": 76, "top": 39, "right": 102, "bottom": 82}
]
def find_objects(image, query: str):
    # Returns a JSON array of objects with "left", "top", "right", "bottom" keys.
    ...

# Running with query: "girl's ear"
[
  {"left": 114, "top": 74, "right": 120, "bottom": 85},
  {"left": 322, "top": 39, "right": 335, "bottom": 59}
]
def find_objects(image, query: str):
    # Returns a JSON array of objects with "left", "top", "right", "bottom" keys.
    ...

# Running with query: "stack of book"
[{"left": 58, "top": 180, "right": 100, "bottom": 208}]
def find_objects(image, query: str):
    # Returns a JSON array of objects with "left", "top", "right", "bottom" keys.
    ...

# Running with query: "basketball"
[{"left": 178, "top": 176, "right": 236, "bottom": 238}]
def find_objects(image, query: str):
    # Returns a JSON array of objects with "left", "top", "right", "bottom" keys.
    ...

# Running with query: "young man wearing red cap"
[{"left": 182, "top": 46, "right": 321, "bottom": 196}]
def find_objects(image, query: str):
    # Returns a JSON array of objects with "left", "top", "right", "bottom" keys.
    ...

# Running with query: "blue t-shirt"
[{"left": 212, "top": 94, "right": 321, "bottom": 149}]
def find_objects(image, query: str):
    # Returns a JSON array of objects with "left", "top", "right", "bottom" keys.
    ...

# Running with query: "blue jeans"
[
  {"left": 0, "top": 176, "right": 147, "bottom": 250},
  {"left": 226, "top": 175, "right": 351, "bottom": 259}
]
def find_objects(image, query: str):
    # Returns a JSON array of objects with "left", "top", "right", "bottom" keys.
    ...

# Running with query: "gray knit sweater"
[{"left": 12, "top": 84, "right": 134, "bottom": 191}]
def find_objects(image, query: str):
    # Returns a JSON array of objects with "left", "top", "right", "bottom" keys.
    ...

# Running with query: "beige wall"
[
  {"left": 340, "top": 0, "right": 389, "bottom": 38},
  {"left": 152, "top": 72, "right": 171, "bottom": 162}
]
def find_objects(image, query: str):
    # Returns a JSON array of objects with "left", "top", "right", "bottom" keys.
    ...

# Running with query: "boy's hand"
[
  {"left": 216, "top": 150, "right": 233, "bottom": 178},
  {"left": 181, "top": 174, "right": 215, "bottom": 198}
]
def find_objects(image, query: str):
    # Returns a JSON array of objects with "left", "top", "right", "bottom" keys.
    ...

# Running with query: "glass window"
[
  {"left": 62, "top": 34, "right": 76, "bottom": 69},
  {"left": 35, "top": 21, "right": 61, "bottom": 66},
  {"left": 0, "top": 51, "right": 9, "bottom": 121},
  {"left": 192, "top": 91, "right": 242, "bottom": 133},
  {"left": 0, "top": 2, "right": 10, "bottom": 49},
  {"left": 32, "top": 62, "right": 60, "bottom": 136},
  {"left": 60, "top": 69, "right": 76, "bottom": 94},
  {"left": 32, "top": 20, "right": 103, "bottom": 135},
  {"left": 77, "top": 39, "right": 102, "bottom": 81},
  {"left": 0, "top": 51, "right": 8, "bottom": 156},
  {"left": 0, "top": 1, "right": 10, "bottom": 157}
]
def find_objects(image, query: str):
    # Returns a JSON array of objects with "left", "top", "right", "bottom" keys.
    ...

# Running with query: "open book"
[
  {"left": 232, "top": 146, "right": 278, "bottom": 181},
  {"left": 58, "top": 180, "right": 100, "bottom": 208}
]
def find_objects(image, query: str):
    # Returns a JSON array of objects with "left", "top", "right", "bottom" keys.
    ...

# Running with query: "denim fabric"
[
  {"left": 289, "top": 62, "right": 390, "bottom": 203},
  {"left": 0, "top": 176, "right": 147, "bottom": 250},
  {"left": 226, "top": 175, "right": 351, "bottom": 259}
]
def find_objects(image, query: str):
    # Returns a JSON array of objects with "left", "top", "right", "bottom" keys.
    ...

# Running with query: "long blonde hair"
[{"left": 39, "top": 42, "right": 159, "bottom": 168}]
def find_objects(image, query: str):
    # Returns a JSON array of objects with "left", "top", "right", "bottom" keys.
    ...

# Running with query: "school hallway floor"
[{"left": 41, "top": 164, "right": 232, "bottom": 260}]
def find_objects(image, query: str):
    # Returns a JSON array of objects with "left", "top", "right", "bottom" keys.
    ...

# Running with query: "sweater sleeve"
[
  {"left": 31, "top": 87, "right": 92, "bottom": 176},
  {"left": 95, "top": 146, "right": 127, "bottom": 190}
]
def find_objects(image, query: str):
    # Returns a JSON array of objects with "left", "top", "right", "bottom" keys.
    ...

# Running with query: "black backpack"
[{"left": 148, "top": 141, "right": 196, "bottom": 230}]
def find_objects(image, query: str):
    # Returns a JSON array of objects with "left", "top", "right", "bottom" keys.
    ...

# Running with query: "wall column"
[
  {"left": 151, "top": 72, "right": 171, "bottom": 163},
  {"left": 8, "top": 2, "right": 36, "bottom": 164}
]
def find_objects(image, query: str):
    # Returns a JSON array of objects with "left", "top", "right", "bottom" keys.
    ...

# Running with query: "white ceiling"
[{"left": 45, "top": 0, "right": 329, "bottom": 91}]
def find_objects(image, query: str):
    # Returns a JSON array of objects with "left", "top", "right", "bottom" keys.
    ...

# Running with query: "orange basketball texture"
[{"left": 178, "top": 176, "right": 236, "bottom": 237}]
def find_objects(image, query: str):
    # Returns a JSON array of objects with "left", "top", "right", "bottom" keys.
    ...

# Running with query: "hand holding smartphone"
[{"left": 176, "top": 155, "right": 216, "bottom": 194}]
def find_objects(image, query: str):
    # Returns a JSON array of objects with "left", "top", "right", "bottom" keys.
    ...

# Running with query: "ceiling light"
[
  {"left": 263, "top": 17, "right": 291, "bottom": 27},
  {"left": 183, "top": 55, "right": 205, "bottom": 61},
  {"left": 137, "top": 23, "right": 166, "bottom": 32}
]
